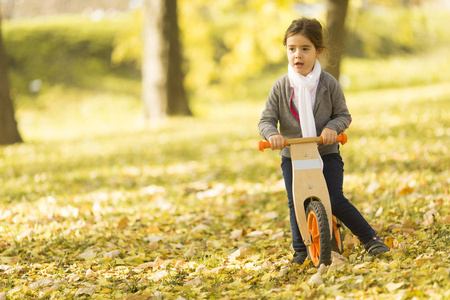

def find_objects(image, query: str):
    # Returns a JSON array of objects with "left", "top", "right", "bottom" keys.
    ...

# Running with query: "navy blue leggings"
[{"left": 281, "top": 153, "right": 376, "bottom": 252}]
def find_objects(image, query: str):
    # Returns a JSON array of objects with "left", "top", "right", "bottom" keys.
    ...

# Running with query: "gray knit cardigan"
[{"left": 258, "top": 71, "right": 352, "bottom": 158}]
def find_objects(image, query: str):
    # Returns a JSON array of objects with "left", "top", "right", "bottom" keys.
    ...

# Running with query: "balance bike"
[{"left": 258, "top": 133, "right": 347, "bottom": 267}]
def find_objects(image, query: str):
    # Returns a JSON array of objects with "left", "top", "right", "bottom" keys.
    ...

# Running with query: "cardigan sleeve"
[{"left": 258, "top": 81, "right": 281, "bottom": 140}]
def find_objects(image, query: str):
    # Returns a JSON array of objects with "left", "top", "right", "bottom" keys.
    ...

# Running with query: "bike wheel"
[
  {"left": 331, "top": 216, "right": 344, "bottom": 254},
  {"left": 306, "top": 201, "right": 332, "bottom": 267}
]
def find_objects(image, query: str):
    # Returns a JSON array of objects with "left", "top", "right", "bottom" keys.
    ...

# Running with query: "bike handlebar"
[{"left": 258, "top": 133, "right": 347, "bottom": 152}]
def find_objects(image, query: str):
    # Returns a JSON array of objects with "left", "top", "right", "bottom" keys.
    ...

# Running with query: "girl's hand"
[
  {"left": 321, "top": 128, "right": 338, "bottom": 145},
  {"left": 268, "top": 134, "right": 285, "bottom": 150}
]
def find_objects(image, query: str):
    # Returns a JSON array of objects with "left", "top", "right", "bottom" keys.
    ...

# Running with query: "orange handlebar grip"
[
  {"left": 258, "top": 139, "right": 288, "bottom": 151},
  {"left": 318, "top": 133, "right": 347, "bottom": 145},
  {"left": 336, "top": 132, "right": 347, "bottom": 145},
  {"left": 258, "top": 140, "right": 271, "bottom": 151}
]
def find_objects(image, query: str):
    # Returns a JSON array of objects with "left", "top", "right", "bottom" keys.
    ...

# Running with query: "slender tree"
[
  {"left": 0, "top": 14, "right": 22, "bottom": 145},
  {"left": 142, "top": 0, "right": 191, "bottom": 122},
  {"left": 325, "top": 0, "right": 349, "bottom": 81}
]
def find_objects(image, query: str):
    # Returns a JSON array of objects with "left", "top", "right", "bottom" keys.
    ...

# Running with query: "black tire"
[{"left": 306, "top": 201, "right": 332, "bottom": 267}]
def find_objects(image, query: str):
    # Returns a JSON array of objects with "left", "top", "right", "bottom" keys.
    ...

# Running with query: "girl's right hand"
[{"left": 268, "top": 134, "right": 285, "bottom": 150}]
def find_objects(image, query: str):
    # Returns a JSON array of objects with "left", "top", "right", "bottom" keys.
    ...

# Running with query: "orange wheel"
[
  {"left": 306, "top": 201, "right": 331, "bottom": 267},
  {"left": 331, "top": 216, "right": 344, "bottom": 254}
]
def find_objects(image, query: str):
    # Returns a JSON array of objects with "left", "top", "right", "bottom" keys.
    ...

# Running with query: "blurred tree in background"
[
  {"left": 0, "top": 13, "right": 22, "bottom": 145},
  {"left": 142, "top": 0, "right": 191, "bottom": 122},
  {"left": 1, "top": 0, "right": 449, "bottom": 123},
  {"left": 325, "top": 0, "right": 349, "bottom": 80}
]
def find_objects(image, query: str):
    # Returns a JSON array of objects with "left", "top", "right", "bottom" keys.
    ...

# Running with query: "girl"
[{"left": 258, "top": 18, "right": 389, "bottom": 265}]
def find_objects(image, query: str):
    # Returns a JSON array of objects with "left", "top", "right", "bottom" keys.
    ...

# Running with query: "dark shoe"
[
  {"left": 364, "top": 237, "right": 390, "bottom": 255},
  {"left": 290, "top": 251, "right": 308, "bottom": 265}
]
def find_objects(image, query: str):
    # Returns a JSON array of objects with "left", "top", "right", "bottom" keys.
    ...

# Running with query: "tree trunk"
[
  {"left": 325, "top": 0, "right": 349, "bottom": 81},
  {"left": 0, "top": 16, "right": 23, "bottom": 145},
  {"left": 142, "top": 0, "right": 190, "bottom": 122}
]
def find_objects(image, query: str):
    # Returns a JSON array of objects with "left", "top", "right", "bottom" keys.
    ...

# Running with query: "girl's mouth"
[{"left": 295, "top": 62, "right": 303, "bottom": 67}]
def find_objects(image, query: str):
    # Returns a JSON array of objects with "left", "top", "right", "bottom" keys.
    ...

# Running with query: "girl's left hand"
[{"left": 321, "top": 128, "right": 338, "bottom": 145}]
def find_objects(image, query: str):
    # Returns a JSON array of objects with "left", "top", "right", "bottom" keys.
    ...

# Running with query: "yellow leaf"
[
  {"left": 125, "top": 256, "right": 144, "bottom": 265},
  {"left": 98, "top": 277, "right": 109, "bottom": 286},
  {"left": 148, "top": 243, "right": 159, "bottom": 250},
  {"left": 185, "top": 247, "right": 195, "bottom": 258},
  {"left": 261, "top": 272, "right": 272, "bottom": 282},
  {"left": 153, "top": 257, "right": 166, "bottom": 270},
  {"left": 384, "top": 237, "right": 397, "bottom": 249},
  {"left": 118, "top": 217, "right": 129, "bottom": 229},
  {"left": 386, "top": 282, "right": 404, "bottom": 292}
]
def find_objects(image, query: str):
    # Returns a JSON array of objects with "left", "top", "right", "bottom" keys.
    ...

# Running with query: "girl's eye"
[{"left": 303, "top": 48, "right": 310, "bottom": 51}]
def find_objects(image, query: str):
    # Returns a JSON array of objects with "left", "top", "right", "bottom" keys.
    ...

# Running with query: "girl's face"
[{"left": 286, "top": 33, "right": 322, "bottom": 76}]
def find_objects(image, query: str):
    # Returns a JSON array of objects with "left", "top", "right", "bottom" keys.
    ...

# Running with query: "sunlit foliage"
[{"left": 0, "top": 46, "right": 449, "bottom": 298}]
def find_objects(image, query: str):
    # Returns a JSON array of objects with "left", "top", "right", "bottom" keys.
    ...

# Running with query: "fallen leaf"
[
  {"left": 16, "top": 228, "right": 34, "bottom": 242},
  {"left": 422, "top": 209, "right": 438, "bottom": 226},
  {"left": 184, "top": 247, "right": 195, "bottom": 258},
  {"left": 437, "top": 215, "right": 450, "bottom": 224},
  {"left": 98, "top": 277, "right": 109, "bottom": 286},
  {"left": 68, "top": 275, "right": 81, "bottom": 283},
  {"left": 402, "top": 220, "right": 417, "bottom": 228},
  {"left": 247, "top": 231, "right": 264, "bottom": 238},
  {"left": 148, "top": 242, "right": 159, "bottom": 250},
  {"left": 144, "top": 235, "right": 166, "bottom": 243},
  {"left": 343, "top": 233, "right": 359, "bottom": 247},
  {"left": 124, "top": 293, "right": 154, "bottom": 300},
  {"left": 149, "top": 270, "right": 168, "bottom": 282},
  {"left": 371, "top": 223, "right": 383, "bottom": 233},
  {"left": 270, "top": 231, "right": 284, "bottom": 240},
  {"left": 261, "top": 272, "right": 273, "bottom": 283},
  {"left": 75, "top": 285, "right": 97, "bottom": 296},
  {"left": 118, "top": 217, "right": 129, "bottom": 229},
  {"left": 229, "top": 249, "right": 241, "bottom": 258},
  {"left": 262, "top": 260, "right": 274, "bottom": 270},
  {"left": 386, "top": 282, "right": 405, "bottom": 292},
  {"left": 299, "top": 281, "right": 311, "bottom": 292},
  {"left": 104, "top": 250, "right": 121, "bottom": 259},
  {"left": 230, "top": 229, "right": 244, "bottom": 240},
  {"left": 413, "top": 254, "right": 436, "bottom": 266},
  {"left": 184, "top": 276, "right": 202, "bottom": 287},
  {"left": 29, "top": 278, "right": 55, "bottom": 290},
  {"left": 384, "top": 237, "right": 398, "bottom": 249},
  {"left": 329, "top": 251, "right": 349, "bottom": 271},
  {"left": 276, "top": 266, "right": 290, "bottom": 277},
  {"left": 174, "top": 259, "right": 186, "bottom": 269},
  {"left": 192, "top": 224, "right": 209, "bottom": 233},
  {"left": 153, "top": 257, "right": 166, "bottom": 270},
  {"left": 318, "top": 263, "right": 327, "bottom": 275},
  {"left": 78, "top": 249, "right": 96, "bottom": 261},
  {"left": 135, "top": 262, "right": 153, "bottom": 270},
  {"left": 397, "top": 185, "right": 414, "bottom": 195},
  {"left": 211, "top": 266, "right": 225, "bottom": 274},
  {"left": 86, "top": 268, "right": 94, "bottom": 277},
  {"left": 264, "top": 211, "right": 279, "bottom": 219},
  {"left": 308, "top": 272, "right": 324, "bottom": 286}
]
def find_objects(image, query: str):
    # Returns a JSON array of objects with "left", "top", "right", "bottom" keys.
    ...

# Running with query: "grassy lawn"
[{"left": 0, "top": 51, "right": 449, "bottom": 299}]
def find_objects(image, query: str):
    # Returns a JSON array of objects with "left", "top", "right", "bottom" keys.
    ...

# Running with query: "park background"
[{"left": 0, "top": 0, "right": 449, "bottom": 298}]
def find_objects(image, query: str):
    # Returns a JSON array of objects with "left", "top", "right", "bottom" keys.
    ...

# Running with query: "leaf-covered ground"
[{"left": 1, "top": 81, "right": 449, "bottom": 299}]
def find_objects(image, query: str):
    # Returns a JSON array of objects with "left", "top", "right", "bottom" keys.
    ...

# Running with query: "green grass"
[
  {"left": 341, "top": 47, "right": 450, "bottom": 92},
  {"left": 0, "top": 51, "right": 449, "bottom": 298}
]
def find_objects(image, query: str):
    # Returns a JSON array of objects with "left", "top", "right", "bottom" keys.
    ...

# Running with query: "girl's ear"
[{"left": 316, "top": 47, "right": 323, "bottom": 57}]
